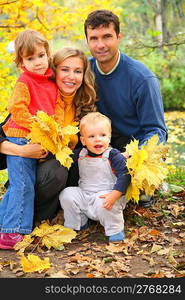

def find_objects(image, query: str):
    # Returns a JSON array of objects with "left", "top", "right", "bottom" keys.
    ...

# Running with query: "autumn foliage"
[
  {"left": 125, "top": 135, "right": 169, "bottom": 202},
  {"left": 0, "top": 0, "right": 120, "bottom": 119},
  {"left": 27, "top": 111, "right": 79, "bottom": 168}
]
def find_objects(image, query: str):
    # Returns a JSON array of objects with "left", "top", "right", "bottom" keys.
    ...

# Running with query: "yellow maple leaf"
[
  {"left": 56, "top": 147, "right": 73, "bottom": 168},
  {"left": 14, "top": 235, "right": 34, "bottom": 254},
  {"left": 125, "top": 135, "right": 169, "bottom": 203},
  {"left": 28, "top": 122, "right": 57, "bottom": 153},
  {"left": 125, "top": 183, "right": 140, "bottom": 202},
  {"left": 20, "top": 254, "right": 51, "bottom": 273},
  {"left": 31, "top": 221, "right": 77, "bottom": 249},
  {"left": 42, "top": 227, "right": 77, "bottom": 249},
  {"left": 61, "top": 124, "right": 80, "bottom": 137},
  {"left": 27, "top": 111, "right": 79, "bottom": 168}
]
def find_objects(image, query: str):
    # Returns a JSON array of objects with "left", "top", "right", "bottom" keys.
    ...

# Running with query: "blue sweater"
[{"left": 90, "top": 53, "right": 168, "bottom": 145}]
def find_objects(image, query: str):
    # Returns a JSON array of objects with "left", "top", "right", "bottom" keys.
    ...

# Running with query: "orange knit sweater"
[
  {"left": 59, "top": 90, "right": 78, "bottom": 150},
  {"left": 3, "top": 68, "right": 65, "bottom": 138}
]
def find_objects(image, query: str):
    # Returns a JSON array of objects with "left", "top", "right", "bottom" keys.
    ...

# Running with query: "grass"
[
  {"left": 167, "top": 166, "right": 185, "bottom": 187},
  {"left": 164, "top": 111, "right": 185, "bottom": 188}
]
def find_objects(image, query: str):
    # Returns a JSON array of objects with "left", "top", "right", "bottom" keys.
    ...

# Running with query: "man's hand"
[{"left": 99, "top": 190, "right": 123, "bottom": 210}]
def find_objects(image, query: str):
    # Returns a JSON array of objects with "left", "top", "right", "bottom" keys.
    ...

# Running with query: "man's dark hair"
[{"left": 84, "top": 10, "right": 120, "bottom": 38}]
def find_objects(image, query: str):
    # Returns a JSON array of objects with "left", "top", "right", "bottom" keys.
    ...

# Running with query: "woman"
[{"left": 0, "top": 47, "right": 97, "bottom": 222}]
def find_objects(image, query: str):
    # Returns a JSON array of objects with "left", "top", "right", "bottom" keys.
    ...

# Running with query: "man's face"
[{"left": 86, "top": 23, "right": 121, "bottom": 67}]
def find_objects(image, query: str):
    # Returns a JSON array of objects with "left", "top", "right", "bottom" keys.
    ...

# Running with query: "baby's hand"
[
  {"left": 99, "top": 190, "right": 122, "bottom": 210},
  {"left": 121, "top": 151, "right": 129, "bottom": 158},
  {"left": 99, "top": 192, "right": 116, "bottom": 210}
]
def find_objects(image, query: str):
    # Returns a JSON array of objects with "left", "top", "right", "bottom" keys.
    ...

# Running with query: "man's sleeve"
[{"left": 136, "top": 76, "right": 168, "bottom": 145}]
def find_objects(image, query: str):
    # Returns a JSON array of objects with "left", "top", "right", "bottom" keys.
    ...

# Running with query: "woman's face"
[{"left": 55, "top": 56, "right": 84, "bottom": 95}]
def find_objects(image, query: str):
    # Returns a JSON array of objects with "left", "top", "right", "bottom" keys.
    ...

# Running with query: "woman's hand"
[
  {"left": 19, "top": 143, "right": 48, "bottom": 159},
  {"left": 0, "top": 140, "right": 48, "bottom": 159}
]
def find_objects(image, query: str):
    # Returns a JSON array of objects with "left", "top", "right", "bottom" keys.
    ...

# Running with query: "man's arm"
[{"left": 136, "top": 76, "right": 168, "bottom": 145}]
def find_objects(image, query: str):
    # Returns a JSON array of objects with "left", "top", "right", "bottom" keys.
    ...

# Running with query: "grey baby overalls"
[{"left": 59, "top": 147, "right": 127, "bottom": 236}]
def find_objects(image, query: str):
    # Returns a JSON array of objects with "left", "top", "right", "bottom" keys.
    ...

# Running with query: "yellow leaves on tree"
[
  {"left": 27, "top": 111, "right": 79, "bottom": 169},
  {"left": 125, "top": 135, "right": 169, "bottom": 203},
  {"left": 20, "top": 254, "right": 51, "bottom": 273}
]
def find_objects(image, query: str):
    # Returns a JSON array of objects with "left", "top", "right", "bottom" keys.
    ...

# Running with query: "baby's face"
[{"left": 80, "top": 121, "right": 111, "bottom": 154}]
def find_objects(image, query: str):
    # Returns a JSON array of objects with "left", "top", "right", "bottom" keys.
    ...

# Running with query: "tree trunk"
[
  {"left": 155, "top": 0, "right": 163, "bottom": 45},
  {"left": 161, "top": 0, "right": 169, "bottom": 43},
  {"left": 155, "top": 0, "right": 168, "bottom": 45},
  {"left": 176, "top": 0, "right": 184, "bottom": 18}
]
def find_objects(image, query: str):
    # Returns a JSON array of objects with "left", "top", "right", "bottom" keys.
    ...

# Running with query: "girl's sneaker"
[
  {"left": 109, "top": 231, "right": 125, "bottom": 242},
  {"left": 0, "top": 233, "right": 23, "bottom": 250}
]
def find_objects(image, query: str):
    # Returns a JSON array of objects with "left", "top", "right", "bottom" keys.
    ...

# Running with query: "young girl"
[
  {"left": 59, "top": 112, "right": 131, "bottom": 242},
  {"left": 0, "top": 29, "right": 64, "bottom": 249}
]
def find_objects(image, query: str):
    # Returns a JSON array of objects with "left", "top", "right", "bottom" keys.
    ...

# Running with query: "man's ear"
[
  {"left": 118, "top": 32, "right": 122, "bottom": 43},
  {"left": 80, "top": 136, "right": 86, "bottom": 146}
]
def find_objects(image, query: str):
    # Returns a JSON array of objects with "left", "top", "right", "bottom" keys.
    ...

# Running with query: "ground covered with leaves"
[
  {"left": 0, "top": 188, "right": 184, "bottom": 279},
  {"left": 0, "top": 111, "right": 184, "bottom": 279}
]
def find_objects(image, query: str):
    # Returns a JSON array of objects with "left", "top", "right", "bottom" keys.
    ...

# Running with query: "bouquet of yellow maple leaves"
[
  {"left": 27, "top": 111, "right": 79, "bottom": 169},
  {"left": 125, "top": 135, "right": 169, "bottom": 203}
]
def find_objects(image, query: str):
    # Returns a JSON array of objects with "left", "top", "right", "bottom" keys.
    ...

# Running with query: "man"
[{"left": 84, "top": 9, "right": 168, "bottom": 208}]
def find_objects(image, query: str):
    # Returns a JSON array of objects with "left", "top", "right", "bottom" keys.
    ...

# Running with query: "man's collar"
[{"left": 96, "top": 50, "right": 120, "bottom": 75}]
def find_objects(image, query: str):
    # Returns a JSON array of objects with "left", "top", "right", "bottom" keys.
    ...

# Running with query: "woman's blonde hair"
[
  {"left": 14, "top": 29, "right": 51, "bottom": 67},
  {"left": 80, "top": 112, "right": 112, "bottom": 135},
  {"left": 52, "top": 47, "right": 98, "bottom": 121}
]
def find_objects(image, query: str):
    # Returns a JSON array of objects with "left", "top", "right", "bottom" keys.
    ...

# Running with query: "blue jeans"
[{"left": 0, "top": 137, "right": 37, "bottom": 234}]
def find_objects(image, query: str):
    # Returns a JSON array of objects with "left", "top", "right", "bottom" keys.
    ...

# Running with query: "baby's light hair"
[
  {"left": 80, "top": 112, "right": 112, "bottom": 135},
  {"left": 14, "top": 29, "right": 51, "bottom": 67}
]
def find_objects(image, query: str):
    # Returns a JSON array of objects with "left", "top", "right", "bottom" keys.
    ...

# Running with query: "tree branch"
[
  {"left": 0, "top": 1, "right": 18, "bottom": 5},
  {"left": 35, "top": 7, "right": 49, "bottom": 31},
  {"left": 0, "top": 25, "right": 24, "bottom": 28},
  {"left": 136, "top": 39, "right": 185, "bottom": 49}
]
